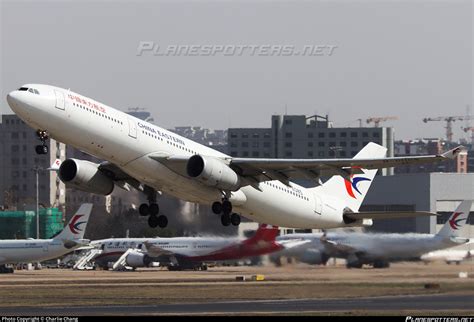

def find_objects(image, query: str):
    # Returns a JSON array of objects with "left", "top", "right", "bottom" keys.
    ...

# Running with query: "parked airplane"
[
  {"left": 0, "top": 204, "right": 93, "bottom": 273},
  {"left": 6, "top": 84, "right": 463, "bottom": 229},
  {"left": 273, "top": 200, "right": 472, "bottom": 268},
  {"left": 77, "top": 224, "right": 306, "bottom": 270},
  {"left": 421, "top": 248, "right": 473, "bottom": 265}
]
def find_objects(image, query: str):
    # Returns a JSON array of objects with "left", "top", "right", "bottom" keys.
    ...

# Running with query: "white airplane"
[
  {"left": 79, "top": 224, "right": 306, "bottom": 270},
  {"left": 421, "top": 248, "right": 473, "bottom": 265},
  {"left": 0, "top": 204, "right": 93, "bottom": 273},
  {"left": 6, "top": 84, "right": 463, "bottom": 229},
  {"left": 274, "top": 200, "right": 472, "bottom": 268}
]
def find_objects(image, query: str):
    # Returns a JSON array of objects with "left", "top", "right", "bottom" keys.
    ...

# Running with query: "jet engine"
[
  {"left": 58, "top": 159, "right": 114, "bottom": 195},
  {"left": 186, "top": 155, "right": 241, "bottom": 191},
  {"left": 125, "top": 250, "right": 152, "bottom": 268},
  {"left": 300, "top": 249, "right": 330, "bottom": 265}
]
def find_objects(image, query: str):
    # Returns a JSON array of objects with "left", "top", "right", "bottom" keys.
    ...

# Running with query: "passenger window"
[
  {"left": 34, "top": 89, "right": 39, "bottom": 95},
  {"left": 28, "top": 88, "right": 34, "bottom": 93}
]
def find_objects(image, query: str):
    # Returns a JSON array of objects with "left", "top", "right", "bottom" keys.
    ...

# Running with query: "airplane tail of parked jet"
[
  {"left": 437, "top": 200, "right": 472, "bottom": 240},
  {"left": 242, "top": 224, "right": 280, "bottom": 246},
  {"left": 54, "top": 203, "right": 93, "bottom": 241},
  {"left": 315, "top": 142, "right": 387, "bottom": 212}
]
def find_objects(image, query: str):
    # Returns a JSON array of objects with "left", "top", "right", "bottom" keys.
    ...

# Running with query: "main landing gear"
[
  {"left": 139, "top": 188, "right": 168, "bottom": 228},
  {"left": 212, "top": 199, "right": 241, "bottom": 226},
  {"left": 35, "top": 130, "right": 49, "bottom": 155}
]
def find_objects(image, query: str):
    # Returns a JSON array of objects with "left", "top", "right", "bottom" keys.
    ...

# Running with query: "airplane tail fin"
[
  {"left": 47, "top": 159, "right": 62, "bottom": 171},
  {"left": 54, "top": 204, "right": 93, "bottom": 241},
  {"left": 244, "top": 224, "right": 279, "bottom": 245},
  {"left": 437, "top": 200, "right": 472, "bottom": 239},
  {"left": 316, "top": 142, "right": 387, "bottom": 212}
]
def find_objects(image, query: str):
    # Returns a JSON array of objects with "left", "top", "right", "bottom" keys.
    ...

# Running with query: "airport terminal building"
[{"left": 363, "top": 172, "right": 474, "bottom": 236}]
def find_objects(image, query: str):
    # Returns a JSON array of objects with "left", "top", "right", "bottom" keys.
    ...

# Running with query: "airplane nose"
[{"left": 6, "top": 91, "right": 20, "bottom": 108}]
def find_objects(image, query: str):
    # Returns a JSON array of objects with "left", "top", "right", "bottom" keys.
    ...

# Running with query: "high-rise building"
[{"left": 228, "top": 114, "right": 395, "bottom": 175}]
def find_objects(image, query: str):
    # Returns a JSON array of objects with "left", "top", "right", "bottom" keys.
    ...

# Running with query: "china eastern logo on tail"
[
  {"left": 344, "top": 176, "right": 372, "bottom": 199},
  {"left": 449, "top": 212, "right": 466, "bottom": 230},
  {"left": 68, "top": 214, "right": 86, "bottom": 234}
]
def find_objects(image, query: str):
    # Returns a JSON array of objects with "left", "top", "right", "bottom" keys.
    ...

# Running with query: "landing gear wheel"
[
  {"left": 157, "top": 215, "right": 168, "bottom": 228},
  {"left": 212, "top": 202, "right": 222, "bottom": 214},
  {"left": 148, "top": 215, "right": 159, "bottom": 228},
  {"left": 35, "top": 130, "right": 49, "bottom": 155},
  {"left": 139, "top": 204, "right": 149, "bottom": 216},
  {"left": 35, "top": 145, "right": 44, "bottom": 155},
  {"left": 222, "top": 200, "right": 232, "bottom": 214},
  {"left": 149, "top": 203, "right": 160, "bottom": 216},
  {"left": 35, "top": 145, "right": 48, "bottom": 155},
  {"left": 230, "top": 213, "right": 241, "bottom": 226},
  {"left": 221, "top": 214, "right": 231, "bottom": 226}
]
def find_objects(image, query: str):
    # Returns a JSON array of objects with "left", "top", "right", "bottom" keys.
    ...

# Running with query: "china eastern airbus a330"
[{"left": 6, "top": 84, "right": 463, "bottom": 229}]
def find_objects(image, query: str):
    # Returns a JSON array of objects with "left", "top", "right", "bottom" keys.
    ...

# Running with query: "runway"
[
  {"left": 1, "top": 294, "right": 472, "bottom": 315},
  {"left": 0, "top": 263, "right": 472, "bottom": 315}
]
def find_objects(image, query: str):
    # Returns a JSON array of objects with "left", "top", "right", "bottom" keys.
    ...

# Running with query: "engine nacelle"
[
  {"left": 300, "top": 249, "right": 330, "bottom": 265},
  {"left": 186, "top": 155, "right": 241, "bottom": 191},
  {"left": 59, "top": 158, "right": 114, "bottom": 195},
  {"left": 125, "top": 250, "right": 151, "bottom": 268}
]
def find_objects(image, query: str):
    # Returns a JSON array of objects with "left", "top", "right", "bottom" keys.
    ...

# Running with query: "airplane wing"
[
  {"left": 320, "top": 236, "right": 361, "bottom": 256},
  {"left": 229, "top": 145, "right": 464, "bottom": 184},
  {"left": 278, "top": 239, "right": 312, "bottom": 249},
  {"left": 148, "top": 144, "right": 464, "bottom": 186},
  {"left": 344, "top": 211, "right": 438, "bottom": 221},
  {"left": 63, "top": 239, "right": 90, "bottom": 250}
]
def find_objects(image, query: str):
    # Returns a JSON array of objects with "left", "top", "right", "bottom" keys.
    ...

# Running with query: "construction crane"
[
  {"left": 422, "top": 115, "right": 474, "bottom": 142},
  {"left": 462, "top": 126, "right": 474, "bottom": 145},
  {"left": 366, "top": 116, "right": 398, "bottom": 127}
]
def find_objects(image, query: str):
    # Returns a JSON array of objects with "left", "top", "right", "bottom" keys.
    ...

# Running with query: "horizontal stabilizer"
[
  {"left": 450, "top": 237, "right": 470, "bottom": 244},
  {"left": 345, "top": 211, "right": 437, "bottom": 221}
]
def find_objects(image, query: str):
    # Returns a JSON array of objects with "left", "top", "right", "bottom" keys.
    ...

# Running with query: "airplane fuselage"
[
  {"left": 91, "top": 235, "right": 280, "bottom": 266},
  {"left": 0, "top": 239, "right": 77, "bottom": 265},
  {"left": 278, "top": 232, "right": 460, "bottom": 263}
]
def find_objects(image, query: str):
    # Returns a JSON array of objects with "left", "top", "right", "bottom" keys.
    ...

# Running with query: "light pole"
[
  {"left": 329, "top": 146, "right": 342, "bottom": 159},
  {"left": 32, "top": 166, "right": 45, "bottom": 239}
]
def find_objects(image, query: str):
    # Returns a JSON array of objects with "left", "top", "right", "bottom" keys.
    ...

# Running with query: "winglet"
[{"left": 441, "top": 146, "right": 466, "bottom": 159}]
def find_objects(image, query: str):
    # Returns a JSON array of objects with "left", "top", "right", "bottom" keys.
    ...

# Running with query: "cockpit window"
[
  {"left": 18, "top": 87, "right": 28, "bottom": 91},
  {"left": 26, "top": 88, "right": 40, "bottom": 95}
]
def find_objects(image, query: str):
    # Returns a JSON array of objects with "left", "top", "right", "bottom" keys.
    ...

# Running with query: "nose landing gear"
[{"left": 35, "top": 130, "right": 49, "bottom": 155}]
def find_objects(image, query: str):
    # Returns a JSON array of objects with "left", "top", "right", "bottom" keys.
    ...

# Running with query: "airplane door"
[
  {"left": 128, "top": 119, "right": 137, "bottom": 139},
  {"left": 43, "top": 243, "right": 49, "bottom": 252},
  {"left": 314, "top": 195, "right": 322, "bottom": 215},
  {"left": 54, "top": 90, "right": 65, "bottom": 110}
]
